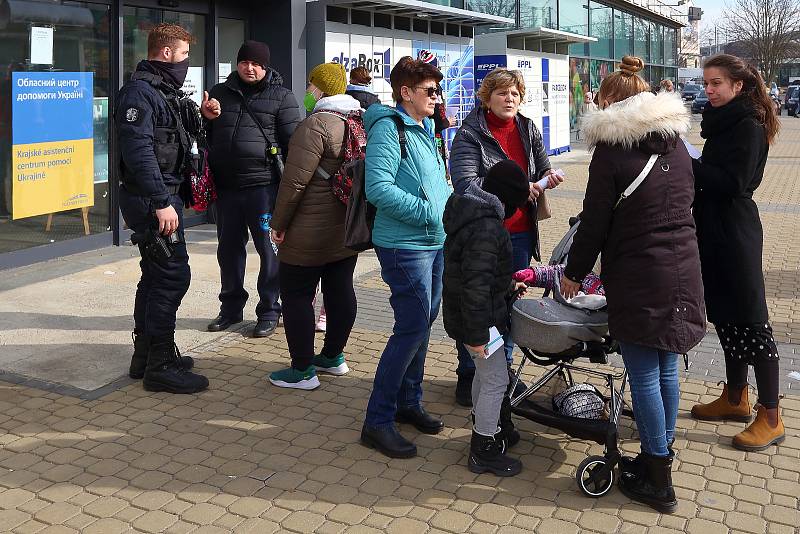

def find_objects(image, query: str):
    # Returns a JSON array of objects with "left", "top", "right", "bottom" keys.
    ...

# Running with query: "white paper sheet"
[
  {"left": 485, "top": 326, "right": 505, "bottom": 358},
  {"left": 30, "top": 27, "right": 54, "bottom": 65}
]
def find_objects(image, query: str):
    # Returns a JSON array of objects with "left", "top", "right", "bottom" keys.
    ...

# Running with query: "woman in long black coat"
[{"left": 690, "top": 54, "right": 784, "bottom": 452}]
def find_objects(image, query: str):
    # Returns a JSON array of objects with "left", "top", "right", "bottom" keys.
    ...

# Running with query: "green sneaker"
[
  {"left": 312, "top": 353, "right": 349, "bottom": 375},
  {"left": 269, "top": 366, "right": 320, "bottom": 390}
]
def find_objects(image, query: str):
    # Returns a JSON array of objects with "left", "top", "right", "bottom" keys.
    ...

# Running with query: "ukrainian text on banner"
[{"left": 11, "top": 72, "right": 94, "bottom": 219}]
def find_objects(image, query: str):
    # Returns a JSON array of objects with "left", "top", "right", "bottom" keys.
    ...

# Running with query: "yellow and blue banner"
[{"left": 11, "top": 72, "right": 94, "bottom": 220}]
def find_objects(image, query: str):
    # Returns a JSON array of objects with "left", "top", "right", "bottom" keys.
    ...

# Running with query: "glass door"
[{"left": 218, "top": 18, "right": 246, "bottom": 84}]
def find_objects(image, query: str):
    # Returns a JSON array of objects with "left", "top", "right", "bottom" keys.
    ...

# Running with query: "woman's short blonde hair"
[{"left": 476, "top": 68, "right": 526, "bottom": 109}]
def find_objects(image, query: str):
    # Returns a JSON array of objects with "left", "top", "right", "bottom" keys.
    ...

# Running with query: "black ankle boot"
[
  {"left": 497, "top": 395, "right": 520, "bottom": 451},
  {"left": 620, "top": 439, "right": 675, "bottom": 480},
  {"left": 618, "top": 452, "right": 677, "bottom": 513},
  {"left": 468, "top": 431, "right": 522, "bottom": 477},
  {"left": 129, "top": 331, "right": 195, "bottom": 380},
  {"left": 143, "top": 335, "right": 208, "bottom": 394},
  {"left": 456, "top": 371, "right": 474, "bottom": 407}
]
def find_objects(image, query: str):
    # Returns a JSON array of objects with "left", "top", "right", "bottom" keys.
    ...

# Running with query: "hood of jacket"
[
  {"left": 223, "top": 68, "right": 284, "bottom": 93},
  {"left": 363, "top": 103, "right": 434, "bottom": 132},
  {"left": 346, "top": 83, "right": 377, "bottom": 95},
  {"left": 443, "top": 182, "right": 504, "bottom": 237},
  {"left": 313, "top": 94, "right": 362, "bottom": 114},
  {"left": 582, "top": 91, "right": 690, "bottom": 150}
]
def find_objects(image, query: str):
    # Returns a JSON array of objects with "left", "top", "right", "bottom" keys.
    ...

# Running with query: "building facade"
[{"left": 0, "top": 0, "right": 684, "bottom": 269}]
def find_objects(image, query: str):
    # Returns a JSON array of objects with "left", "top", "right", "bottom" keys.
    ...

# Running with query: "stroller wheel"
[{"left": 576, "top": 455, "right": 614, "bottom": 498}]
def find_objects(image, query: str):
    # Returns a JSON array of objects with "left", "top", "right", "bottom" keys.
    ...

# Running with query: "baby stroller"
[{"left": 508, "top": 216, "right": 631, "bottom": 498}]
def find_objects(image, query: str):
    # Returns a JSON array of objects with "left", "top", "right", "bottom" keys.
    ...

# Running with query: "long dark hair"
[{"left": 703, "top": 54, "right": 779, "bottom": 144}]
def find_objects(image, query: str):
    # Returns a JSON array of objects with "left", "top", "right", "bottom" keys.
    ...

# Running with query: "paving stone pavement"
[{"left": 0, "top": 115, "right": 799, "bottom": 533}]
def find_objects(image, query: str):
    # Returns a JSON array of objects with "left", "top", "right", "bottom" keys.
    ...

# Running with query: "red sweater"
[{"left": 485, "top": 110, "right": 531, "bottom": 233}]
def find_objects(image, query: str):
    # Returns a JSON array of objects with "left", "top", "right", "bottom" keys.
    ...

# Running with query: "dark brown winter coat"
[
  {"left": 692, "top": 95, "right": 769, "bottom": 325},
  {"left": 565, "top": 91, "right": 706, "bottom": 354},
  {"left": 270, "top": 95, "right": 361, "bottom": 266}
]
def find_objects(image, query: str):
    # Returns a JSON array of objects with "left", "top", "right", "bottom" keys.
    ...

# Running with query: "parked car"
[
  {"left": 681, "top": 84, "right": 703, "bottom": 101},
  {"left": 691, "top": 90, "right": 709, "bottom": 113},
  {"left": 785, "top": 85, "right": 800, "bottom": 116}
]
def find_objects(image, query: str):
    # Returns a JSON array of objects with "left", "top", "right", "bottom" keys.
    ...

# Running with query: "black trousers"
[
  {"left": 120, "top": 190, "right": 190, "bottom": 338},
  {"left": 279, "top": 256, "right": 358, "bottom": 370},
  {"left": 717, "top": 322, "right": 781, "bottom": 408},
  {"left": 215, "top": 185, "right": 281, "bottom": 321}
]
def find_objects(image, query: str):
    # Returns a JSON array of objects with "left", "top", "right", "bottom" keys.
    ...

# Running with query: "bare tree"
[{"left": 722, "top": 0, "right": 800, "bottom": 83}]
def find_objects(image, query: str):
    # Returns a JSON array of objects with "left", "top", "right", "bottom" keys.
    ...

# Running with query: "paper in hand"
[{"left": 682, "top": 138, "right": 702, "bottom": 160}]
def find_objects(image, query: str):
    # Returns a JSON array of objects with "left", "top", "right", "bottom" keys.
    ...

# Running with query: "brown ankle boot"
[
  {"left": 733, "top": 405, "right": 785, "bottom": 451},
  {"left": 691, "top": 383, "right": 751, "bottom": 422}
]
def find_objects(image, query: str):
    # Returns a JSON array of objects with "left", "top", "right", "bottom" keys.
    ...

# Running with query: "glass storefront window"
[
  {"left": 614, "top": 10, "right": 632, "bottom": 58},
  {"left": 465, "top": 0, "right": 517, "bottom": 21},
  {"left": 218, "top": 19, "right": 246, "bottom": 84},
  {"left": 589, "top": 2, "right": 613, "bottom": 60},
  {"left": 520, "top": 0, "right": 556, "bottom": 29},
  {"left": 651, "top": 23, "right": 664, "bottom": 65},
  {"left": 0, "top": 2, "right": 110, "bottom": 254},
  {"left": 665, "top": 28, "right": 677, "bottom": 66},
  {"left": 633, "top": 17, "right": 649, "bottom": 62},
  {"left": 651, "top": 65, "right": 664, "bottom": 89}
]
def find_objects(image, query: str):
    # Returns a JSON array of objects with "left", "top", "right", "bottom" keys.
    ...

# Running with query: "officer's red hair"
[{"left": 147, "top": 23, "right": 194, "bottom": 58}]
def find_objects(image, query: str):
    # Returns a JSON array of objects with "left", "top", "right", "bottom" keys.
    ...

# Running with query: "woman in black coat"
[{"left": 689, "top": 54, "right": 785, "bottom": 452}]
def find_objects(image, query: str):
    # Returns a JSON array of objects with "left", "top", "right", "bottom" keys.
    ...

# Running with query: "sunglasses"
[{"left": 414, "top": 86, "right": 440, "bottom": 98}]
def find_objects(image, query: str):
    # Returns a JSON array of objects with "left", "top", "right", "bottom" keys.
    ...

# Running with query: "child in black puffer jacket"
[{"left": 442, "top": 160, "right": 530, "bottom": 477}]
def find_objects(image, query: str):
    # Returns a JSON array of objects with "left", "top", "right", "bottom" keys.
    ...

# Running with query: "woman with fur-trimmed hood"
[{"left": 561, "top": 57, "right": 706, "bottom": 514}]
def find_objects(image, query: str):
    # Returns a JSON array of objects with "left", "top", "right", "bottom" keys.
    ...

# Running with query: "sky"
[{"left": 696, "top": 0, "right": 726, "bottom": 35}]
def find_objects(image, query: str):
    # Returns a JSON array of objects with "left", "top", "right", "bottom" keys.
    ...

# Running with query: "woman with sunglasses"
[
  {"left": 360, "top": 57, "right": 451, "bottom": 459},
  {"left": 449, "top": 68, "right": 563, "bottom": 408}
]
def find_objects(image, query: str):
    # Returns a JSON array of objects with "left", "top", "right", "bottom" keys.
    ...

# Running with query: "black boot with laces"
[{"left": 143, "top": 334, "right": 208, "bottom": 394}]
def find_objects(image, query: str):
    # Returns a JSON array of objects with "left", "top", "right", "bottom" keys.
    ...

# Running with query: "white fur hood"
[
  {"left": 582, "top": 91, "right": 690, "bottom": 149},
  {"left": 313, "top": 94, "right": 361, "bottom": 114}
]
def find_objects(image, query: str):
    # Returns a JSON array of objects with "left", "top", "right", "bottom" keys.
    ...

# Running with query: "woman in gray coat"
[{"left": 449, "top": 68, "right": 563, "bottom": 405}]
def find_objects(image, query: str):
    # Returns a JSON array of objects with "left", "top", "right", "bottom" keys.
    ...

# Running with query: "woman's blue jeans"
[
  {"left": 619, "top": 342, "right": 680, "bottom": 457},
  {"left": 365, "top": 247, "right": 444, "bottom": 429},
  {"left": 456, "top": 230, "right": 533, "bottom": 377}
]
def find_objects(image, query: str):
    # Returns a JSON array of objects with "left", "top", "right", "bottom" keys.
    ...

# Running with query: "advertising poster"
[
  {"left": 93, "top": 97, "right": 109, "bottom": 184},
  {"left": 11, "top": 72, "right": 94, "bottom": 220},
  {"left": 569, "top": 58, "right": 590, "bottom": 130}
]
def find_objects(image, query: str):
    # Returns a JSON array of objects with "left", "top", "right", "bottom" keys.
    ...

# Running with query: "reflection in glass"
[
  {"left": 520, "top": 0, "right": 556, "bottom": 29},
  {"left": 634, "top": 17, "right": 649, "bottom": 62},
  {"left": 651, "top": 23, "right": 664, "bottom": 65},
  {"left": 589, "top": 2, "right": 613, "bottom": 60},
  {"left": 614, "top": 10, "right": 632, "bottom": 58}
]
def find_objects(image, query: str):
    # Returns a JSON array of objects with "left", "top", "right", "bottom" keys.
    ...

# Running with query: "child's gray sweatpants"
[{"left": 470, "top": 347, "right": 509, "bottom": 436}]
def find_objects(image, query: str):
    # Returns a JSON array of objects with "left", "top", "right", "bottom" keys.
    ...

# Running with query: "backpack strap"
[
  {"left": 614, "top": 153, "right": 658, "bottom": 210},
  {"left": 389, "top": 114, "right": 407, "bottom": 159}
]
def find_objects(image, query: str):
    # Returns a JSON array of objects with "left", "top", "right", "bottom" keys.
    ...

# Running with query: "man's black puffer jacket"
[
  {"left": 442, "top": 183, "right": 515, "bottom": 347},
  {"left": 206, "top": 69, "right": 300, "bottom": 189},
  {"left": 449, "top": 107, "right": 551, "bottom": 261}
]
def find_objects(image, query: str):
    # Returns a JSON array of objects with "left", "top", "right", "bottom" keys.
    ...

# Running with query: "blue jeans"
[
  {"left": 365, "top": 247, "right": 444, "bottom": 429},
  {"left": 455, "top": 230, "right": 533, "bottom": 377},
  {"left": 619, "top": 342, "right": 680, "bottom": 457}
]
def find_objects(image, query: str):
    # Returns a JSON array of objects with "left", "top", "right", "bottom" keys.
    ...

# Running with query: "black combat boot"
[
  {"left": 129, "top": 331, "right": 195, "bottom": 380},
  {"left": 618, "top": 452, "right": 677, "bottom": 514},
  {"left": 468, "top": 431, "right": 522, "bottom": 477},
  {"left": 497, "top": 395, "right": 520, "bottom": 451},
  {"left": 142, "top": 334, "right": 208, "bottom": 394},
  {"left": 455, "top": 370, "right": 474, "bottom": 407}
]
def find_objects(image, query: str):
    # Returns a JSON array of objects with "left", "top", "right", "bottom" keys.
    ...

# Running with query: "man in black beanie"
[
  {"left": 204, "top": 41, "right": 300, "bottom": 337},
  {"left": 441, "top": 160, "right": 529, "bottom": 477}
]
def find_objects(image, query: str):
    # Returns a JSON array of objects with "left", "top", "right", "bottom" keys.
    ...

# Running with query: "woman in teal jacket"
[{"left": 361, "top": 57, "right": 451, "bottom": 459}]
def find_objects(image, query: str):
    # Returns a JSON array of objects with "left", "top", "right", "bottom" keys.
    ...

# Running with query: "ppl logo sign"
[{"left": 331, "top": 49, "right": 392, "bottom": 78}]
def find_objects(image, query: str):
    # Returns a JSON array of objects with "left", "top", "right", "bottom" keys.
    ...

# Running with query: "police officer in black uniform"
[{"left": 116, "top": 23, "right": 215, "bottom": 394}]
